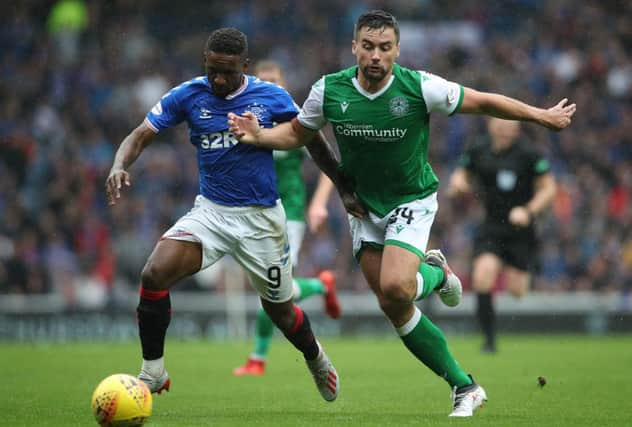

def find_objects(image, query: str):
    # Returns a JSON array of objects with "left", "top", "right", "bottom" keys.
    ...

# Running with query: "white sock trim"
[
  {"left": 396, "top": 306, "right": 422, "bottom": 337},
  {"left": 414, "top": 272, "right": 425, "bottom": 301},
  {"left": 249, "top": 353, "right": 266, "bottom": 361},
  {"left": 292, "top": 280, "right": 302, "bottom": 299}
]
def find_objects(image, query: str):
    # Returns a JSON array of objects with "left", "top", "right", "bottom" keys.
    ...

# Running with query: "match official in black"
[{"left": 448, "top": 118, "right": 557, "bottom": 353}]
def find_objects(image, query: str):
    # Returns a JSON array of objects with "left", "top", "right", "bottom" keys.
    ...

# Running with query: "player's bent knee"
[
  {"left": 380, "top": 280, "right": 413, "bottom": 304},
  {"left": 140, "top": 262, "right": 169, "bottom": 290}
]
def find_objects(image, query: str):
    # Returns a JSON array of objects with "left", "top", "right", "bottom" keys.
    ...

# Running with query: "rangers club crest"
[
  {"left": 389, "top": 96, "right": 409, "bottom": 117},
  {"left": 247, "top": 102, "right": 268, "bottom": 121}
]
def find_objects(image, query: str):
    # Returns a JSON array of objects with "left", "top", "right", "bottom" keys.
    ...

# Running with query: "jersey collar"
[
  {"left": 351, "top": 74, "right": 395, "bottom": 100},
  {"left": 225, "top": 75, "right": 249, "bottom": 100},
  {"left": 204, "top": 75, "right": 250, "bottom": 99}
]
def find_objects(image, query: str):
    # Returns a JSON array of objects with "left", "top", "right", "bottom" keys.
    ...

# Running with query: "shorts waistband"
[{"left": 196, "top": 195, "right": 280, "bottom": 214}]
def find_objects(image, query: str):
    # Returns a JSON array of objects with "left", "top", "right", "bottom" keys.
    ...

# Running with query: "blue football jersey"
[{"left": 145, "top": 75, "right": 298, "bottom": 207}]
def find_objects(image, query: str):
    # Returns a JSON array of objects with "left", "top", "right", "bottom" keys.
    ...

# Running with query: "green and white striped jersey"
[{"left": 297, "top": 63, "right": 463, "bottom": 217}]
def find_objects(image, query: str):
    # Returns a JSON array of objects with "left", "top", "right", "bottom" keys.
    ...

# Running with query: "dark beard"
[
  {"left": 212, "top": 85, "right": 230, "bottom": 97},
  {"left": 361, "top": 65, "right": 387, "bottom": 82}
]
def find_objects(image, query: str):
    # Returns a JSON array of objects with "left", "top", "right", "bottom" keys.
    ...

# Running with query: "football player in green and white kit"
[
  {"left": 229, "top": 10, "right": 575, "bottom": 417},
  {"left": 233, "top": 61, "right": 341, "bottom": 376}
]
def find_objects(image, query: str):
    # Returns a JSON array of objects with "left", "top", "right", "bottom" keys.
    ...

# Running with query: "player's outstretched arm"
[
  {"left": 105, "top": 121, "right": 156, "bottom": 206},
  {"left": 458, "top": 88, "right": 576, "bottom": 131},
  {"left": 228, "top": 112, "right": 304, "bottom": 149}
]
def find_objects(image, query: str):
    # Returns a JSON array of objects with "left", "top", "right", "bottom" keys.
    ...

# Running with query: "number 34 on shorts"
[
  {"left": 384, "top": 195, "right": 438, "bottom": 256},
  {"left": 349, "top": 193, "right": 438, "bottom": 259}
]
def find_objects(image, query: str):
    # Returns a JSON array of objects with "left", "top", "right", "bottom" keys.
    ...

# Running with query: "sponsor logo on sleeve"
[{"left": 447, "top": 86, "right": 459, "bottom": 105}]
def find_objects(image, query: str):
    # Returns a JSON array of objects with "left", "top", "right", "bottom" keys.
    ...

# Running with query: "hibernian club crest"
[{"left": 389, "top": 96, "right": 409, "bottom": 117}]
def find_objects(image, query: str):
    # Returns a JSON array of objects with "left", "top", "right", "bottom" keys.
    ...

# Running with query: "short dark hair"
[
  {"left": 354, "top": 10, "right": 400, "bottom": 42},
  {"left": 205, "top": 27, "right": 248, "bottom": 57}
]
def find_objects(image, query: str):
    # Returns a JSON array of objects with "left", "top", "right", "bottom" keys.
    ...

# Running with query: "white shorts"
[
  {"left": 348, "top": 193, "right": 438, "bottom": 260},
  {"left": 286, "top": 220, "right": 306, "bottom": 269},
  {"left": 162, "top": 195, "right": 293, "bottom": 302}
]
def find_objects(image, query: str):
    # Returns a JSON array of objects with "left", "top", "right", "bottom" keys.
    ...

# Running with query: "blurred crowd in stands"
[{"left": 1, "top": 0, "right": 631, "bottom": 308}]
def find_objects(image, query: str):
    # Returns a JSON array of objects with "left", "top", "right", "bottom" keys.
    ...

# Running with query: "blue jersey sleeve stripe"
[{"left": 144, "top": 117, "right": 160, "bottom": 133}]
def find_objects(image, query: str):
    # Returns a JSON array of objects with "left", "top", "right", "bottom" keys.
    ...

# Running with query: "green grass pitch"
[{"left": 1, "top": 335, "right": 631, "bottom": 426}]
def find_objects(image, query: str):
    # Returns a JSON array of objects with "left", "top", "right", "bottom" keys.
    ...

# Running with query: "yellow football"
[{"left": 91, "top": 374, "right": 152, "bottom": 427}]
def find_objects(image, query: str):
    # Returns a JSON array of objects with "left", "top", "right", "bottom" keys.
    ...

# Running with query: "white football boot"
[
  {"left": 138, "top": 369, "right": 171, "bottom": 394},
  {"left": 424, "top": 249, "right": 462, "bottom": 307},
  {"left": 305, "top": 341, "right": 339, "bottom": 402},
  {"left": 449, "top": 376, "right": 487, "bottom": 417}
]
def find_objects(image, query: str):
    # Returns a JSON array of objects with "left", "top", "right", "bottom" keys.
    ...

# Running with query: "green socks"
[
  {"left": 293, "top": 278, "right": 325, "bottom": 301},
  {"left": 397, "top": 306, "right": 472, "bottom": 388},
  {"left": 415, "top": 263, "right": 445, "bottom": 300},
  {"left": 253, "top": 308, "right": 274, "bottom": 358}
]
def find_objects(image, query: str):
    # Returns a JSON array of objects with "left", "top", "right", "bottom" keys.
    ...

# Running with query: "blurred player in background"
[
  {"left": 448, "top": 118, "right": 557, "bottom": 353},
  {"left": 233, "top": 60, "right": 341, "bottom": 376},
  {"left": 105, "top": 27, "right": 357, "bottom": 402},
  {"left": 229, "top": 10, "right": 575, "bottom": 417}
]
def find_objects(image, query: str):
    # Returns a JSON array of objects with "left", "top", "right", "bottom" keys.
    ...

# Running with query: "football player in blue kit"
[{"left": 105, "top": 27, "right": 357, "bottom": 402}]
